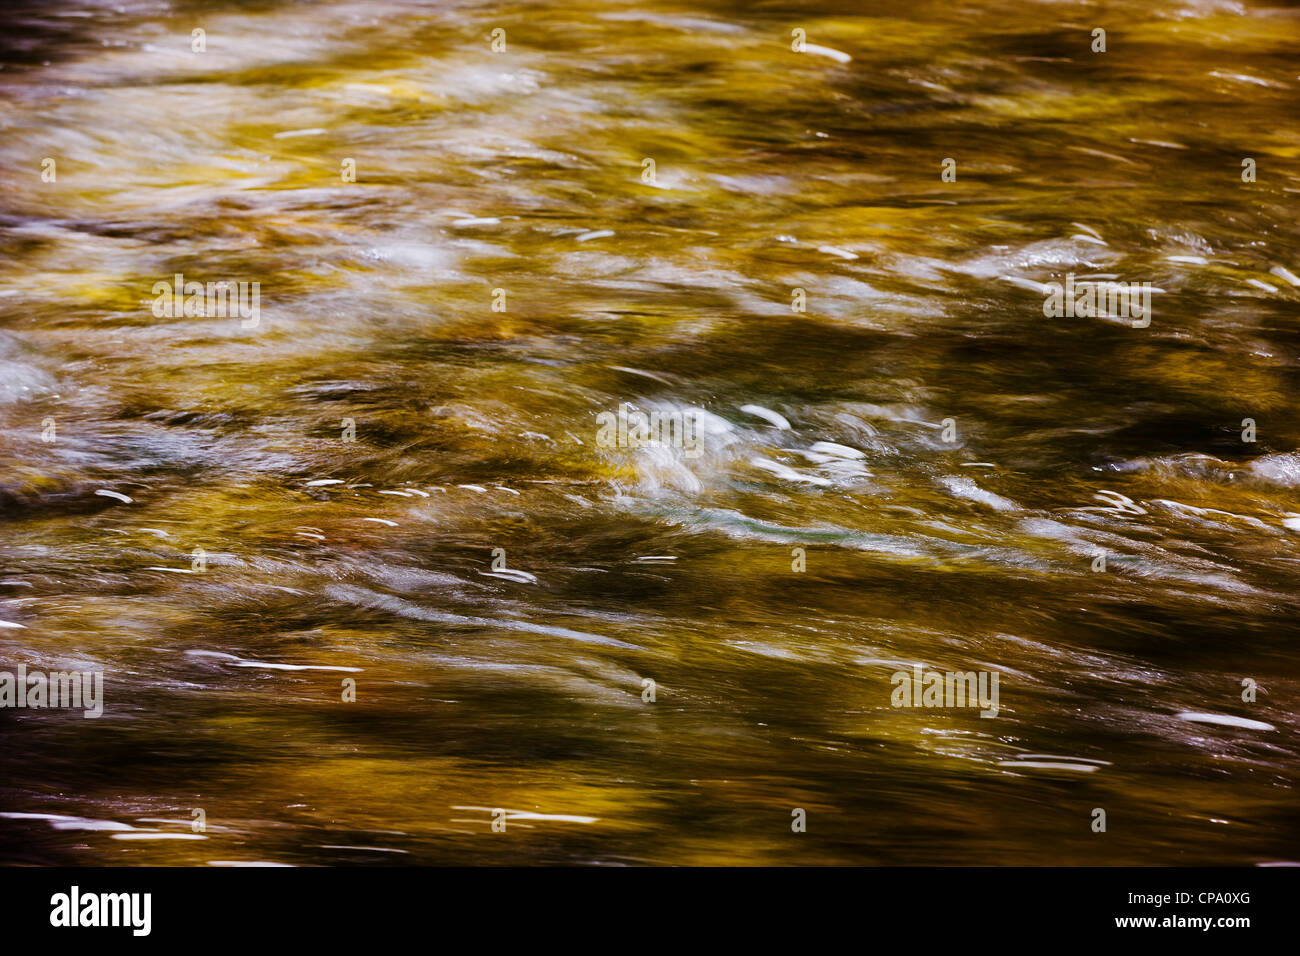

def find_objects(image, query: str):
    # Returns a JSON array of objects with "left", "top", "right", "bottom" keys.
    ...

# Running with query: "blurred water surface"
[{"left": 1, "top": 0, "right": 1299, "bottom": 865}]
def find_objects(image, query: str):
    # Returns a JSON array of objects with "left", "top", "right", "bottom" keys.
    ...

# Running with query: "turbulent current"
[{"left": 0, "top": 0, "right": 1298, "bottom": 865}]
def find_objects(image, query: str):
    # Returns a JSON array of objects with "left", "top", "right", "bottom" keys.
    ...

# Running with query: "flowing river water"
[{"left": 1, "top": 0, "right": 1299, "bottom": 866}]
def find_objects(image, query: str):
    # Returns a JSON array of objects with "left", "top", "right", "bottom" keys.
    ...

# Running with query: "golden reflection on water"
[{"left": 1, "top": 0, "right": 1299, "bottom": 865}]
